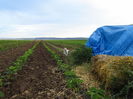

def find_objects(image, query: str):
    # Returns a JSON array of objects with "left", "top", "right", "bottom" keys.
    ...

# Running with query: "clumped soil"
[
  {"left": 0, "top": 42, "right": 35, "bottom": 72},
  {"left": 2, "top": 43, "right": 81, "bottom": 99}
]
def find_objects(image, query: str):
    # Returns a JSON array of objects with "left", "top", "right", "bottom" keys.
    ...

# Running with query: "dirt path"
[
  {"left": 46, "top": 43, "right": 64, "bottom": 58},
  {"left": 0, "top": 42, "right": 35, "bottom": 72},
  {"left": 2, "top": 43, "right": 81, "bottom": 99},
  {"left": 45, "top": 43, "right": 69, "bottom": 64}
]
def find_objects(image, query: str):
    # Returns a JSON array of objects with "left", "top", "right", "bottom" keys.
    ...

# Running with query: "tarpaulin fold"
[{"left": 86, "top": 25, "right": 133, "bottom": 56}]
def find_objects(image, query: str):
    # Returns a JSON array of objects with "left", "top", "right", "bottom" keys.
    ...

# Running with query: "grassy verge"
[{"left": 0, "top": 42, "right": 38, "bottom": 97}]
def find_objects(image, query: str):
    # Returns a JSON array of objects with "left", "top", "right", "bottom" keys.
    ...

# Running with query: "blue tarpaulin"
[{"left": 86, "top": 25, "right": 133, "bottom": 56}]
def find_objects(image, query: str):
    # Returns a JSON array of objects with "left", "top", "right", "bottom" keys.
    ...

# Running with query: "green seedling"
[
  {"left": 64, "top": 71, "right": 77, "bottom": 78},
  {"left": 86, "top": 87, "right": 110, "bottom": 99},
  {"left": 66, "top": 78, "right": 83, "bottom": 91},
  {"left": 0, "top": 91, "right": 4, "bottom": 98}
]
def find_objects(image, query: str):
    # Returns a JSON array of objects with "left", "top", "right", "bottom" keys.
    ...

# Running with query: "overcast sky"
[{"left": 0, "top": 0, "right": 133, "bottom": 38}]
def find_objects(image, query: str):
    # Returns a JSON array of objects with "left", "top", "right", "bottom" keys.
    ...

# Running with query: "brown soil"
[
  {"left": 2, "top": 43, "right": 82, "bottom": 99},
  {"left": 0, "top": 42, "right": 35, "bottom": 73}
]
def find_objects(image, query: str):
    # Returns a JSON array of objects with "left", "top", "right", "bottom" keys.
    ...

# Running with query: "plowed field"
[
  {"left": 0, "top": 42, "right": 35, "bottom": 72},
  {"left": 1, "top": 43, "right": 81, "bottom": 99}
]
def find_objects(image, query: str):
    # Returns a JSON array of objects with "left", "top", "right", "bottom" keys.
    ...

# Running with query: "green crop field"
[
  {"left": 0, "top": 40, "right": 31, "bottom": 51},
  {"left": 46, "top": 40, "right": 87, "bottom": 49}
]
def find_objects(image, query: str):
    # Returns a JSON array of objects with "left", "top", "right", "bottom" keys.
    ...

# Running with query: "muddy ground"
[
  {"left": 2, "top": 43, "right": 82, "bottom": 99},
  {"left": 0, "top": 42, "right": 35, "bottom": 73}
]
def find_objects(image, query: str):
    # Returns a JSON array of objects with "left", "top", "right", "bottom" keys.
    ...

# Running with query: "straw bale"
[{"left": 91, "top": 55, "right": 133, "bottom": 90}]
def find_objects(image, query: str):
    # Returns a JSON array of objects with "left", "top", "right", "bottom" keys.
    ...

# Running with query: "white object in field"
[{"left": 63, "top": 48, "right": 69, "bottom": 56}]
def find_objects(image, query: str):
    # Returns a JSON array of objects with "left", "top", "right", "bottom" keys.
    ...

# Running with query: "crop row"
[
  {"left": 0, "top": 42, "right": 38, "bottom": 97},
  {"left": 44, "top": 43, "right": 85, "bottom": 94}
]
